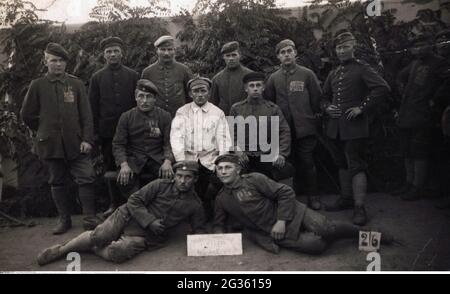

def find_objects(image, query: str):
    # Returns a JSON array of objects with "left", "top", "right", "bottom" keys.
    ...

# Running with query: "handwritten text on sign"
[
  {"left": 187, "top": 233, "right": 243, "bottom": 256},
  {"left": 359, "top": 231, "right": 381, "bottom": 252}
]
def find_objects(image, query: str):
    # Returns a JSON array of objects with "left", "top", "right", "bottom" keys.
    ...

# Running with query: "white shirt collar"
[{"left": 191, "top": 102, "right": 210, "bottom": 113}]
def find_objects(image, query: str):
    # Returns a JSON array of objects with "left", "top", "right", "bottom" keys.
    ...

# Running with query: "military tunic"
[
  {"left": 213, "top": 173, "right": 307, "bottom": 241},
  {"left": 265, "top": 64, "right": 322, "bottom": 139},
  {"left": 141, "top": 61, "right": 193, "bottom": 116},
  {"left": 210, "top": 65, "right": 253, "bottom": 115},
  {"left": 321, "top": 59, "right": 390, "bottom": 140},
  {"left": 229, "top": 98, "right": 291, "bottom": 158},
  {"left": 112, "top": 106, "right": 174, "bottom": 174},
  {"left": 88, "top": 64, "right": 139, "bottom": 139},
  {"left": 21, "top": 73, "right": 94, "bottom": 160}
]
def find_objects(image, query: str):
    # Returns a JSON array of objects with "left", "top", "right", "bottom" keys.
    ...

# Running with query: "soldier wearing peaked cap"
[
  {"left": 21, "top": 43, "right": 102, "bottom": 235},
  {"left": 265, "top": 38, "right": 323, "bottom": 211},
  {"left": 210, "top": 41, "right": 253, "bottom": 115},
  {"left": 321, "top": 31, "right": 390, "bottom": 226},
  {"left": 141, "top": 35, "right": 193, "bottom": 117},
  {"left": 229, "top": 72, "right": 294, "bottom": 182},
  {"left": 36, "top": 157, "right": 206, "bottom": 266},
  {"left": 110, "top": 79, "right": 174, "bottom": 216},
  {"left": 213, "top": 153, "right": 394, "bottom": 255}
]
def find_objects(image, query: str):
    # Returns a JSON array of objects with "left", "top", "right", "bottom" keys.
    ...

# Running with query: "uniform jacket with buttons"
[
  {"left": 321, "top": 59, "right": 390, "bottom": 140},
  {"left": 397, "top": 54, "right": 449, "bottom": 129},
  {"left": 210, "top": 65, "right": 253, "bottom": 115},
  {"left": 229, "top": 98, "right": 291, "bottom": 158},
  {"left": 213, "top": 173, "right": 307, "bottom": 241},
  {"left": 112, "top": 107, "right": 174, "bottom": 173},
  {"left": 88, "top": 64, "right": 139, "bottom": 139},
  {"left": 141, "top": 61, "right": 193, "bottom": 117},
  {"left": 21, "top": 73, "right": 94, "bottom": 160},
  {"left": 265, "top": 64, "right": 322, "bottom": 139},
  {"left": 123, "top": 178, "right": 206, "bottom": 239}
]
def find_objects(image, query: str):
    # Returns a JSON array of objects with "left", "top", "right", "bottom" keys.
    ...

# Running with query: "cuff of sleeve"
[{"left": 141, "top": 214, "right": 157, "bottom": 230}]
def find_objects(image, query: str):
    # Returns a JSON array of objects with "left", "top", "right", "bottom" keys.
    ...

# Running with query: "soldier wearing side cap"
[
  {"left": 321, "top": 32, "right": 390, "bottom": 226},
  {"left": 213, "top": 154, "right": 394, "bottom": 255},
  {"left": 88, "top": 36, "right": 139, "bottom": 171},
  {"left": 229, "top": 72, "right": 295, "bottom": 181},
  {"left": 170, "top": 76, "right": 233, "bottom": 219},
  {"left": 105, "top": 79, "right": 175, "bottom": 217},
  {"left": 36, "top": 160, "right": 206, "bottom": 266},
  {"left": 210, "top": 41, "right": 253, "bottom": 115},
  {"left": 141, "top": 35, "right": 193, "bottom": 117},
  {"left": 21, "top": 43, "right": 102, "bottom": 235},
  {"left": 393, "top": 33, "right": 450, "bottom": 202},
  {"left": 265, "top": 39, "right": 323, "bottom": 210}
]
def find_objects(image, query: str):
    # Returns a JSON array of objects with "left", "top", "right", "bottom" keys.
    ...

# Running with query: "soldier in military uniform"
[
  {"left": 210, "top": 41, "right": 253, "bottom": 115},
  {"left": 88, "top": 36, "right": 139, "bottom": 214},
  {"left": 394, "top": 33, "right": 449, "bottom": 201},
  {"left": 213, "top": 154, "right": 393, "bottom": 255},
  {"left": 110, "top": 79, "right": 174, "bottom": 212},
  {"left": 265, "top": 39, "right": 323, "bottom": 210},
  {"left": 321, "top": 32, "right": 390, "bottom": 225},
  {"left": 21, "top": 43, "right": 102, "bottom": 234},
  {"left": 229, "top": 72, "right": 294, "bottom": 181},
  {"left": 37, "top": 161, "right": 206, "bottom": 265},
  {"left": 141, "top": 35, "right": 193, "bottom": 117}
]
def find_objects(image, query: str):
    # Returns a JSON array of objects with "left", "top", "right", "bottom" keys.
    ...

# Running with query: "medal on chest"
[
  {"left": 63, "top": 86, "right": 75, "bottom": 103},
  {"left": 235, "top": 189, "right": 254, "bottom": 202},
  {"left": 148, "top": 120, "right": 161, "bottom": 138}
]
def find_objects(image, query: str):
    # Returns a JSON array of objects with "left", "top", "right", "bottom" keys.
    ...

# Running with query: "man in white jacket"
[{"left": 170, "top": 76, "right": 233, "bottom": 219}]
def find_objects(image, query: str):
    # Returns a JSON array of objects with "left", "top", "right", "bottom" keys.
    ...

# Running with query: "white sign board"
[
  {"left": 187, "top": 233, "right": 243, "bottom": 256},
  {"left": 359, "top": 231, "right": 381, "bottom": 252}
]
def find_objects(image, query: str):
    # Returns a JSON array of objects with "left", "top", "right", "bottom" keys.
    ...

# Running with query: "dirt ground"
[{"left": 1, "top": 193, "right": 449, "bottom": 272}]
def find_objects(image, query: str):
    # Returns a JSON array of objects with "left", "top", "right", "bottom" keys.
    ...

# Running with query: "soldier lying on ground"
[
  {"left": 37, "top": 161, "right": 206, "bottom": 265},
  {"left": 213, "top": 153, "right": 394, "bottom": 255}
]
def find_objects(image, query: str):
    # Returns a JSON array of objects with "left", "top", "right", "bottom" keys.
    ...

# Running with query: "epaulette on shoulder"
[
  {"left": 355, "top": 59, "right": 370, "bottom": 66},
  {"left": 66, "top": 74, "right": 82, "bottom": 80}
]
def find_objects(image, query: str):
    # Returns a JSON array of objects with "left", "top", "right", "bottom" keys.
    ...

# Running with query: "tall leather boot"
[
  {"left": 78, "top": 184, "right": 102, "bottom": 231},
  {"left": 51, "top": 186, "right": 72, "bottom": 235},
  {"left": 401, "top": 159, "right": 429, "bottom": 201},
  {"left": 391, "top": 158, "right": 414, "bottom": 196},
  {"left": 326, "top": 169, "right": 354, "bottom": 211},
  {"left": 352, "top": 172, "right": 368, "bottom": 226}
]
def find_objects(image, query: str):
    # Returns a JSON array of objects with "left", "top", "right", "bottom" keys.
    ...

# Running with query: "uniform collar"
[
  {"left": 225, "top": 64, "right": 242, "bottom": 72},
  {"left": 191, "top": 102, "right": 210, "bottom": 113},
  {"left": 339, "top": 58, "right": 355, "bottom": 65},
  {"left": 158, "top": 60, "right": 175, "bottom": 70},
  {"left": 106, "top": 63, "right": 123, "bottom": 71},
  {"left": 223, "top": 176, "right": 243, "bottom": 191},
  {"left": 246, "top": 96, "right": 264, "bottom": 105},
  {"left": 171, "top": 183, "right": 195, "bottom": 199},
  {"left": 136, "top": 106, "right": 157, "bottom": 117},
  {"left": 45, "top": 73, "right": 67, "bottom": 83},
  {"left": 281, "top": 64, "right": 297, "bottom": 75}
]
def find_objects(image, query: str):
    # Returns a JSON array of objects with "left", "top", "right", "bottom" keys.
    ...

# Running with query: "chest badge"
[
  {"left": 64, "top": 86, "right": 75, "bottom": 103},
  {"left": 289, "top": 81, "right": 304, "bottom": 92}
]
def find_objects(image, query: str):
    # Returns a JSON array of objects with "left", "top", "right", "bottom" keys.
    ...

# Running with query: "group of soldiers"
[{"left": 18, "top": 28, "right": 450, "bottom": 265}]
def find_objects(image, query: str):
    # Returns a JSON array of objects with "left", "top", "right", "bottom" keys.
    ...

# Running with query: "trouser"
[
  {"left": 44, "top": 155, "right": 97, "bottom": 216},
  {"left": 196, "top": 163, "right": 223, "bottom": 219},
  {"left": 244, "top": 154, "right": 295, "bottom": 181},
  {"left": 99, "top": 137, "right": 115, "bottom": 171},
  {"left": 292, "top": 136, "right": 318, "bottom": 195},
  {"left": 115, "top": 158, "right": 161, "bottom": 199},
  {"left": 90, "top": 207, "right": 148, "bottom": 263}
]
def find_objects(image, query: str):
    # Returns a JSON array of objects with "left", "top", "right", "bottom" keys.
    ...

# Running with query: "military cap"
[
  {"left": 243, "top": 72, "right": 265, "bottom": 84},
  {"left": 173, "top": 160, "right": 199, "bottom": 173},
  {"left": 45, "top": 42, "right": 69, "bottom": 61},
  {"left": 334, "top": 32, "right": 356, "bottom": 47},
  {"left": 187, "top": 76, "right": 212, "bottom": 90},
  {"left": 435, "top": 29, "right": 450, "bottom": 42},
  {"left": 221, "top": 41, "right": 240, "bottom": 55},
  {"left": 214, "top": 153, "right": 241, "bottom": 165},
  {"left": 136, "top": 79, "right": 159, "bottom": 95},
  {"left": 154, "top": 35, "right": 175, "bottom": 48},
  {"left": 275, "top": 39, "right": 296, "bottom": 54},
  {"left": 100, "top": 36, "right": 124, "bottom": 50}
]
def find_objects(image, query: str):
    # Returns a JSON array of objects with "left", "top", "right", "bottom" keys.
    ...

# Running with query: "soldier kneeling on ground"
[
  {"left": 37, "top": 161, "right": 206, "bottom": 265},
  {"left": 213, "top": 153, "right": 395, "bottom": 255}
]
